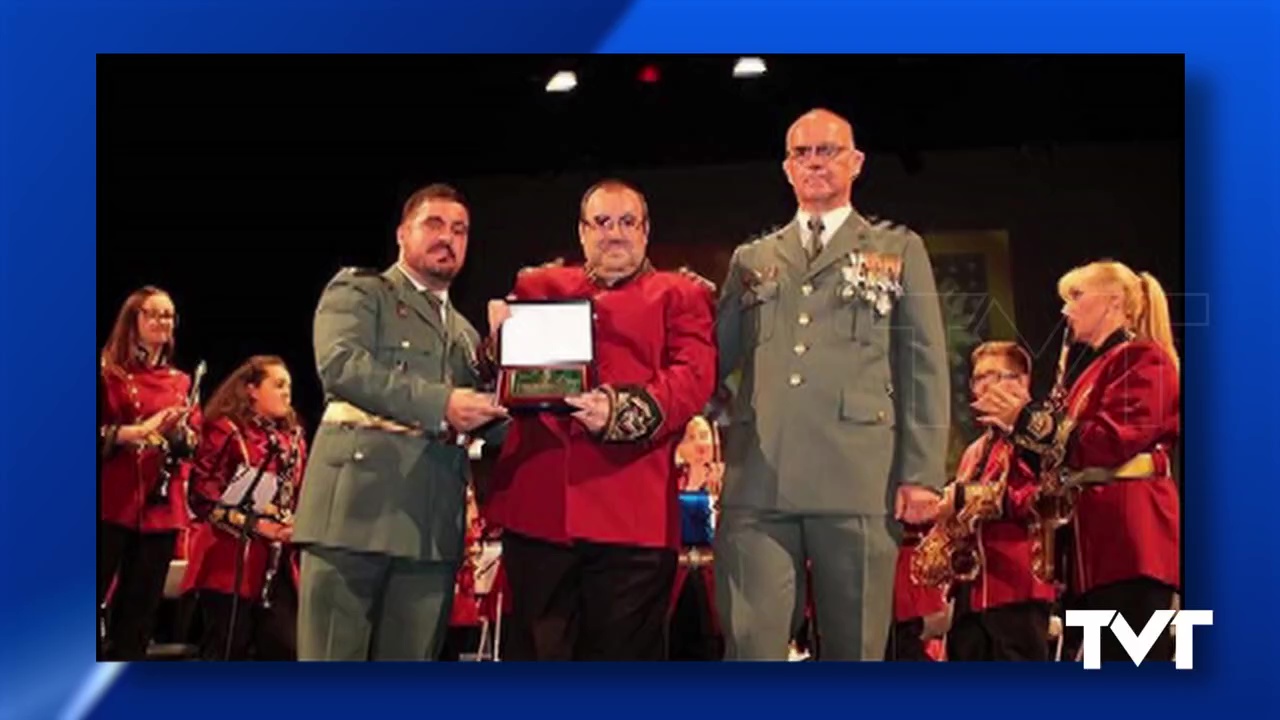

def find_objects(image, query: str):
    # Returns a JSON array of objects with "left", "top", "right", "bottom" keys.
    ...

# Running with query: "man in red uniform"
[{"left": 484, "top": 179, "right": 717, "bottom": 660}]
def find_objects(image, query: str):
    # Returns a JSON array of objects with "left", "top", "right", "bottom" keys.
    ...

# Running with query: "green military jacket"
[
  {"left": 293, "top": 264, "right": 498, "bottom": 562},
  {"left": 716, "top": 211, "right": 951, "bottom": 515}
]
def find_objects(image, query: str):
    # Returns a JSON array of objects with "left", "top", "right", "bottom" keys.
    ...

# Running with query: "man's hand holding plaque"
[
  {"left": 490, "top": 298, "right": 595, "bottom": 412},
  {"left": 446, "top": 388, "right": 509, "bottom": 432},
  {"left": 564, "top": 390, "right": 609, "bottom": 433}
]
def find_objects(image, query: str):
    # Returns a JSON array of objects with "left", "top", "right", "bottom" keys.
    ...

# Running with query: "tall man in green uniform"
[
  {"left": 715, "top": 109, "right": 950, "bottom": 660},
  {"left": 293, "top": 183, "right": 509, "bottom": 660}
]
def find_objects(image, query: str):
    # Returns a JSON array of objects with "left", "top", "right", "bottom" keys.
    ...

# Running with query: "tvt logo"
[{"left": 1065, "top": 609, "right": 1213, "bottom": 669}]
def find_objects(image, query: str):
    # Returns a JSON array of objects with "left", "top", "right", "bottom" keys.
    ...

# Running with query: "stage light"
[
  {"left": 546, "top": 70, "right": 578, "bottom": 93},
  {"left": 733, "top": 57, "right": 767, "bottom": 78},
  {"left": 638, "top": 64, "right": 660, "bottom": 84}
]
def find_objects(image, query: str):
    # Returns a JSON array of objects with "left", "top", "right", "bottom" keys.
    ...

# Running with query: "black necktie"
[{"left": 806, "top": 216, "right": 825, "bottom": 264}]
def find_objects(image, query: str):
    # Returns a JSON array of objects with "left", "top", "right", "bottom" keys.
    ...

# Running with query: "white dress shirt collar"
[
  {"left": 795, "top": 205, "right": 853, "bottom": 251},
  {"left": 397, "top": 263, "right": 449, "bottom": 319}
]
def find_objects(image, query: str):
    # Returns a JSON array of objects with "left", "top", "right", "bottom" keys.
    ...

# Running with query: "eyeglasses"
[
  {"left": 972, "top": 370, "right": 1023, "bottom": 384},
  {"left": 787, "top": 144, "right": 849, "bottom": 162},
  {"left": 140, "top": 309, "right": 178, "bottom": 325},
  {"left": 580, "top": 214, "right": 645, "bottom": 233}
]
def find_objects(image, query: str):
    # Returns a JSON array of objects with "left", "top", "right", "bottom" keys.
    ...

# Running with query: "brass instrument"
[
  {"left": 910, "top": 438, "right": 1010, "bottom": 589},
  {"left": 1027, "top": 326, "right": 1080, "bottom": 584},
  {"left": 148, "top": 360, "right": 207, "bottom": 505},
  {"left": 261, "top": 426, "right": 302, "bottom": 609}
]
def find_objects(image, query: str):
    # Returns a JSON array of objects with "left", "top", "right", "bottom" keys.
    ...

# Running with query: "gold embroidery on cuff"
[{"left": 601, "top": 385, "right": 665, "bottom": 442}]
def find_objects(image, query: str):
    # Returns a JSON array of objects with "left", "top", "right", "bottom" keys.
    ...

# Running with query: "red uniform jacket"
[
  {"left": 1014, "top": 336, "right": 1180, "bottom": 595},
  {"left": 948, "top": 432, "right": 1057, "bottom": 611},
  {"left": 485, "top": 263, "right": 718, "bottom": 550},
  {"left": 182, "top": 416, "right": 307, "bottom": 599},
  {"left": 99, "top": 361, "right": 197, "bottom": 533},
  {"left": 893, "top": 523, "right": 948, "bottom": 622}
]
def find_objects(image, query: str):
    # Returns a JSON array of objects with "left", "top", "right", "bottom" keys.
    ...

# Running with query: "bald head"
[
  {"left": 786, "top": 108, "right": 854, "bottom": 149},
  {"left": 782, "top": 108, "right": 864, "bottom": 212}
]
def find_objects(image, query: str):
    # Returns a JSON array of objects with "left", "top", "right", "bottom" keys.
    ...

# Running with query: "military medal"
[
  {"left": 396, "top": 302, "right": 409, "bottom": 318},
  {"left": 842, "top": 251, "right": 903, "bottom": 317}
]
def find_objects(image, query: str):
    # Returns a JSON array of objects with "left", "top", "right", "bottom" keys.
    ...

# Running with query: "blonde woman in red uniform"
[
  {"left": 98, "top": 286, "right": 201, "bottom": 660},
  {"left": 183, "top": 355, "right": 306, "bottom": 660},
  {"left": 975, "top": 260, "right": 1180, "bottom": 663}
]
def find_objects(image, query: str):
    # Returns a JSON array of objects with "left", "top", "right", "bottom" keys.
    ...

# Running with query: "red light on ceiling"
[{"left": 638, "top": 65, "right": 660, "bottom": 84}]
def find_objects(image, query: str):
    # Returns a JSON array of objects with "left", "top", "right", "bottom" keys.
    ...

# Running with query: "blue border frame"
[{"left": 2, "top": 1, "right": 1276, "bottom": 718}]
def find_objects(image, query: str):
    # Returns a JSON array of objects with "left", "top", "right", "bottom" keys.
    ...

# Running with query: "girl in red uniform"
[
  {"left": 182, "top": 355, "right": 306, "bottom": 660},
  {"left": 98, "top": 286, "right": 200, "bottom": 660},
  {"left": 975, "top": 260, "right": 1180, "bottom": 663}
]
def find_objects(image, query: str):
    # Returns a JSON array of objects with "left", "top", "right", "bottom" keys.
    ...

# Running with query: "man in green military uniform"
[
  {"left": 293, "top": 183, "right": 508, "bottom": 660},
  {"left": 715, "top": 109, "right": 950, "bottom": 660}
]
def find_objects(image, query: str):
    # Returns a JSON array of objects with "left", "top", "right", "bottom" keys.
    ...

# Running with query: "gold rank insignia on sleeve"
[
  {"left": 1026, "top": 409, "right": 1055, "bottom": 441},
  {"left": 600, "top": 384, "right": 665, "bottom": 443},
  {"left": 1012, "top": 404, "right": 1072, "bottom": 472}
]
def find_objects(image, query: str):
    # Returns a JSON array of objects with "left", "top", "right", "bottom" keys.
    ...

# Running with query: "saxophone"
[
  {"left": 261, "top": 427, "right": 301, "bottom": 609},
  {"left": 1026, "top": 328, "right": 1080, "bottom": 584},
  {"left": 910, "top": 436, "right": 1010, "bottom": 589}
]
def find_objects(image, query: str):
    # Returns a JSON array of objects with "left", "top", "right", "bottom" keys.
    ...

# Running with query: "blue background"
[{"left": 2, "top": 0, "right": 1277, "bottom": 717}]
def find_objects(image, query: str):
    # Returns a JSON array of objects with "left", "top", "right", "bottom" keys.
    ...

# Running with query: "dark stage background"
[{"left": 98, "top": 55, "right": 1183, "bottom": 450}]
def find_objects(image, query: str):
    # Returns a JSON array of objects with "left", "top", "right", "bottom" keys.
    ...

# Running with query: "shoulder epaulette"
[
  {"left": 866, "top": 216, "right": 909, "bottom": 235},
  {"left": 517, "top": 257, "right": 566, "bottom": 275},
  {"left": 332, "top": 267, "right": 394, "bottom": 293},
  {"left": 745, "top": 224, "right": 786, "bottom": 247},
  {"left": 675, "top": 266, "right": 717, "bottom": 293}
]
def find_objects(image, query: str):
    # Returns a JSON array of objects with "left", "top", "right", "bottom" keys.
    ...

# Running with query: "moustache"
[
  {"left": 428, "top": 243, "right": 456, "bottom": 259},
  {"left": 600, "top": 238, "right": 629, "bottom": 250}
]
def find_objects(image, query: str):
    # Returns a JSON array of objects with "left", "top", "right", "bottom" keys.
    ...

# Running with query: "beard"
[
  {"left": 423, "top": 263, "right": 459, "bottom": 283},
  {"left": 405, "top": 242, "right": 461, "bottom": 284}
]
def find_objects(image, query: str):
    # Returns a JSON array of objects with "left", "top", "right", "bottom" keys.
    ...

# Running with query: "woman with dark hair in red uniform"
[
  {"left": 182, "top": 355, "right": 306, "bottom": 660},
  {"left": 975, "top": 260, "right": 1180, "bottom": 663},
  {"left": 98, "top": 286, "right": 200, "bottom": 660}
]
